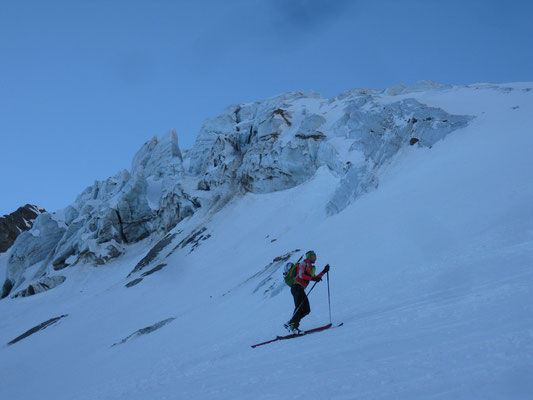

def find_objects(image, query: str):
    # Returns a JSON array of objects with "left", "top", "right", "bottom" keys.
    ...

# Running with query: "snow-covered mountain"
[
  {"left": 1, "top": 81, "right": 473, "bottom": 299},
  {"left": 0, "top": 82, "right": 532, "bottom": 399}
]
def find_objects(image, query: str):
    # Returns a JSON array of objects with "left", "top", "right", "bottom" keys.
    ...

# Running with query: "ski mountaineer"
[{"left": 284, "top": 250, "right": 330, "bottom": 334}]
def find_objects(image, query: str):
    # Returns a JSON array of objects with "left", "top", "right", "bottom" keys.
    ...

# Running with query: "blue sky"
[{"left": 1, "top": 0, "right": 532, "bottom": 215}]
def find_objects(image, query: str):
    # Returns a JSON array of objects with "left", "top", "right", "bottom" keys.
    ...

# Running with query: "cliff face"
[
  {"left": 0, "top": 204, "right": 45, "bottom": 253},
  {"left": 0, "top": 82, "right": 474, "bottom": 298}
]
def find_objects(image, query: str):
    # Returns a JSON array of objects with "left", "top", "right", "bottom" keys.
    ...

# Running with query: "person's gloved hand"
[
  {"left": 322, "top": 264, "right": 330, "bottom": 274},
  {"left": 312, "top": 276, "right": 322, "bottom": 282}
]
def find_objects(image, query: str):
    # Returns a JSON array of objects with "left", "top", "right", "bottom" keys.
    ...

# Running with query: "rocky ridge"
[{"left": 0, "top": 204, "right": 45, "bottom": 253}]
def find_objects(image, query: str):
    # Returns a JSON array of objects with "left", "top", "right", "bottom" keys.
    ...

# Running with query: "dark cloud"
[{"left": 267, "top": 0, "right": 356, "bottom": 32}]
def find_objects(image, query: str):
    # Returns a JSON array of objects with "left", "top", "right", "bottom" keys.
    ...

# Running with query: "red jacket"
[{"left": 295, "top": 259, "right": 324, "bottom": 288}]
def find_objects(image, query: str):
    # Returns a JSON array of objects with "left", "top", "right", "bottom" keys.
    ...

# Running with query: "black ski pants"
[{"left": 289, "top": 283, "right": 310, "bottom": 327}]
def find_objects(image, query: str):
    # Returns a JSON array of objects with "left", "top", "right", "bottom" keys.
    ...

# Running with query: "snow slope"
[{"left": 0, "top": 83, "right": 532, "bottom": 399}]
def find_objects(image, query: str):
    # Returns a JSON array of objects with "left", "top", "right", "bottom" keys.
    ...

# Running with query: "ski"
[{"left": 251, "top": 322, "right": 343, "bottom": 348}]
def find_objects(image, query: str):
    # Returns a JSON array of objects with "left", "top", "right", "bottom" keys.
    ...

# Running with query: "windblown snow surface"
[{"left": 1, "top": 83, "right": 532, "bottom": 399}]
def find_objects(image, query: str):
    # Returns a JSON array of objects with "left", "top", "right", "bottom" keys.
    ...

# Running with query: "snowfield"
[{"left": 1, "top": 83, "right": 532, "bottom": 399}]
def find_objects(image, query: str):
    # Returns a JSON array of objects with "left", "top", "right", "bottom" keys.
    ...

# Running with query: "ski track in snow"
[{"left": 1, "top": 83, "right": 533, "bottom": 399}]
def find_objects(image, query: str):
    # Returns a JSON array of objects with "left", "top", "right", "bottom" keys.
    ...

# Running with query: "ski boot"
[{"left": 284, "top": 322, "right": 302, "bottom": 334}]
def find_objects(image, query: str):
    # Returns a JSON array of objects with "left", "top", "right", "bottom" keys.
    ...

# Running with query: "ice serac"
[
  {"left": 1, "top": 130, "right": 199, "bottom": 298},
  {"left": 326, "top": 96, "right": 473, "bottom": 214},
  {"left": 57, "top": 130, "right": 196, "bottom": 268},
  {"left": 131, "top": 129, "right": 183, "bottom": 178},
  {"left": 0, "top": 83, "right": 475, "bottom": 299},
  {"left": 189, "top": 91, "right": 335, "bottom": 195},
  {"left": 187, "top": 87, "right": 473, "bottom": 214},
  {"left": 1, "top": 213, "right": 65, "bottom": 298}
]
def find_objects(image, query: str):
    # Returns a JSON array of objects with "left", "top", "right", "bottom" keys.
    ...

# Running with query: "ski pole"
[
  {"left": 290, "top": 280, "right": 319, "bottom": 320},
  {"left": 305, "top": 280, "right": 319, "bottom": 299},
  {"left": 327, "top": 271, "right": 332, "bottom": 324}
]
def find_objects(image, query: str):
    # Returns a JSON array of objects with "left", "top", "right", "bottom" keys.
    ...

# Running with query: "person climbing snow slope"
[{"left": 284, "top": 250, "right": 330, "bottom": 333}]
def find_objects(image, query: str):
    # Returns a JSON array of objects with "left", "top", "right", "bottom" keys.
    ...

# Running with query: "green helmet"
[{"left": 306, "top": 250, "right": 316, "bottom": 260}]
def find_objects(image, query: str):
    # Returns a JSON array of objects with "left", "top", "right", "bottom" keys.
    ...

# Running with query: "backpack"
[{"left": 283, "top": 256, "right": 303, "bottom": 287}]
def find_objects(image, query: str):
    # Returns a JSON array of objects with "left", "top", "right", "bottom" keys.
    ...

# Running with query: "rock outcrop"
[
  {"left": 7, "top": 315, "right": 68, "bottom": 346},
  {"left": 0, "top": 204, "right": 45, "bottom": 253}
]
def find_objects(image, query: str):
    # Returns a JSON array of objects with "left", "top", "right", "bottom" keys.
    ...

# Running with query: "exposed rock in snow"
[
  {"left": 251, "top": 249, "right": 302, "bottom": 298},
  {"left": 128, "top": 233, "right": 178, "bottom": 277},
  {"left": 222, "top": 249, "right": 302, "bottom": 298},
  {"left": 7, "top": 314, "right": 68, "bottom": 346},
  {"left": 12, "top": 276, "right": 66, "bottom": 298},
  {"left": 125, "top": 264, "right": 167, "bottom": 288},
  {"left": 125, "top": 278, "right": 143, "bottom": 288},
  {"left": 112, "top": 317, "right": 176, "bottom": 346},
  {"left": 0, "top": 204, "right": 46, "bottom": 253},
  {"left": 167, "top": 227, "right": 211, "bottom": 256}
]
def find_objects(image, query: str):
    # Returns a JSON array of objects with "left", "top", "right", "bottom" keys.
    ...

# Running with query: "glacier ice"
[{"left": 0, "top": 85, "right": 474, "bottom": 298}]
